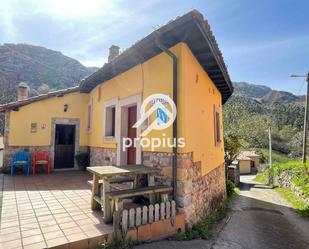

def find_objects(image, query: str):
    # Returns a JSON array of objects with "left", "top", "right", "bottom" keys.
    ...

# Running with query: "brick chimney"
[
  {"left": 108, "top": 45, "right": 120, "bottom": 62},
  {"left": 17, "top": 82, "right": 29, "bottom": 101}
]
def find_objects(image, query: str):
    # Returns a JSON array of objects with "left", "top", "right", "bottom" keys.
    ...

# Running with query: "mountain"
[
  {"left": 224, "top": 82, "right": 305, "bottom": 157},
  {"left": 0, "top": 43, "right": 97, "bottom": 104},
  {"left": 234, "top": 82, "right": 272, "bottom": 98},
  {"left": 233, "top": 82, "right": 305, "bottom": 104}
]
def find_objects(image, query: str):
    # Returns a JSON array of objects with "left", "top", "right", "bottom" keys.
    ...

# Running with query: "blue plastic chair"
[{"left": 11, "top": 151, "right": 31, "bottom": 176}]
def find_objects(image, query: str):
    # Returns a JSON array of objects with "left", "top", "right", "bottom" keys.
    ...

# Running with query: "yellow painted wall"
[
  {"left": 89, "top": 42, "right": 224, "bottom": 175},
  {"left": 7, "top": 42, "right": 226, "bottom": 176},
  {"left": 9, "top": 92, "right": 89, "bottom": 146},
  {"left": 88, "top": 44, "right": 183, "bottom": 151},
  {"left": 178, "top": 43, "right": 225, "bottom": 175}
]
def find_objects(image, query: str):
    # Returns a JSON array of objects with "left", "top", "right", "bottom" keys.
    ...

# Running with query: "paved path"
[{"left": 135, "top": 175, "right": 309, "bottom": 249}]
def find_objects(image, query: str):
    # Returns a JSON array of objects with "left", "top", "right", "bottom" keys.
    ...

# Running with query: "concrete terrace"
[{"left": 0, "top": 171, "right": 113, "bottom": 249}]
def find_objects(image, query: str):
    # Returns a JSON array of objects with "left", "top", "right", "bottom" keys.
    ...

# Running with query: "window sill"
[{"left": 103, "top": 136, "right": 116, "bottom": 143}]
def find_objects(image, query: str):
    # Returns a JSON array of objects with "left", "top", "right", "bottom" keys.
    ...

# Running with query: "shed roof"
[
  {"left": 79, "top": 10, "right": 233, "bottom": 103},
  {"left": 237, "top": 155, "right": 252, "bottom": 161},
  {"left": 240, "top": 151, "right": 260, "bottom": 157}
]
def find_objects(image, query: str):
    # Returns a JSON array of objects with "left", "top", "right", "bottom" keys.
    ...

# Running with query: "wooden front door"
[
  {"left": 54, "top": 124, "right": 76, "bottom": 169},
  {"left": 127, "top": 105, "right": 137, "bottom": 165}
]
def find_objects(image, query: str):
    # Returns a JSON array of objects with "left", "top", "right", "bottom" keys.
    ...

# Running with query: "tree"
[{"left": 224, "top": 134, "right": 241, "bottom": 165}]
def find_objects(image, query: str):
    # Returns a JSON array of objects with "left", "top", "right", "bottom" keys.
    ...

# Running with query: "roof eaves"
[{"left": 0, "top": 86, "right": 80, "bottom": 112}]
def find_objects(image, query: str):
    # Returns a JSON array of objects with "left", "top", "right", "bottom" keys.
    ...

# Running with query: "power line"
[{"left": 297, "top": 78, "right": 307, "bottom": 95}]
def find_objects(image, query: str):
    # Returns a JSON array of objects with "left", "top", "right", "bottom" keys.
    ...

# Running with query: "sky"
[{"left": 0, "top": 0, "right": 308, "bottom": 94}]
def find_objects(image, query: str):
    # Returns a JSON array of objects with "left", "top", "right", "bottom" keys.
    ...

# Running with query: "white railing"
[{"left": 113, "top": 200, "right": 176, "bottom": 238}]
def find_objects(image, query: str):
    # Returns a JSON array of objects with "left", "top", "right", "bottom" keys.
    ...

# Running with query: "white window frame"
[
  {"left": 214, "top": 105, "right": 222, "bottom": 146},
  {"left": 87, "top": 102, "right": 93, "bottom": 132},
  {"left": 103, "top": 98, "right": 118, "bottom": 143}
]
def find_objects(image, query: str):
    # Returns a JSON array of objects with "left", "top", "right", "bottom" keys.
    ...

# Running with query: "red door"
[{"left": 127, "top": 105, "right": 137, "bottom": 165}]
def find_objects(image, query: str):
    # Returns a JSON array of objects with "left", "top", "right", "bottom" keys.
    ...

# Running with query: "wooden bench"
[
  {"left": 87, "top": 176, "right": 135, "bottom": 186},
  {"left": 87, "top": 176, "right": 135, "bottom": 191},
  {"left": 108, "top": 185, "right": 173, "bottom": 212}
]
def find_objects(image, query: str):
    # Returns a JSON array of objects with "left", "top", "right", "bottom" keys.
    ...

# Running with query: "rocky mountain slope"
[
  {"left": 224, "top": 82, "right": 305, "bottom": 156},
  {"left": 234, "top": 82, "right": 305, "bottom": 104},
  {"left": 0, "top": 43, "right": 97, "bottom": 104}
]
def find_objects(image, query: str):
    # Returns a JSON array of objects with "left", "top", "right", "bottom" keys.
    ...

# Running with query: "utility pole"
[
  {"left": 291, "top": 72, "right": 309, "bottom": 164},
  {"left": 268, "top": 126, "right": 272, "bottom": 168}
]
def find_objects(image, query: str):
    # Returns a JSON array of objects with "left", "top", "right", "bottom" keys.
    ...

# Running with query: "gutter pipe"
[{"left": 153, "top": 33, "right": 178, "bottom": 202}]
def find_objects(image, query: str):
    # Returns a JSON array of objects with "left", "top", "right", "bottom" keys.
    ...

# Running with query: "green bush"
[
  {"left": 75, "top": 152, "right": 90, "bottom": 170},
  {"left": 226, "top": 180, "right": 236, "bottom": 197},
  {"left": 269, "top": 161, "right": 308, "bottom": 197}
]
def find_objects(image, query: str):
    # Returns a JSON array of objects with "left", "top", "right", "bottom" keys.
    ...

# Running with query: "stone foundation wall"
[
  {"left": 142, "top": 151, "right": 226, "bottom": 228},
  {"left": 89, "top": 147, "right": 117, "bottom": 166},
  {"left": 2, "top": 145, "right": 51, "bottom": 173},
  {"left": 177, "top": 153, "right": 226, "bottom": 226},
  {"left": 142, "top": 152, "right": 173, "bottom": 186},
  {"left": 2, "top": 145, "right": 89, "bottom": 173}
]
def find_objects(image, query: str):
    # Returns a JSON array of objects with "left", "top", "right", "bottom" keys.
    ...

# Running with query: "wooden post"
[
  {"left": 113, "top": 210, "right": 122, "bottom": 240},
  {"left": 102, "top": 177, "right": 112, "bottom": 223},
  {"left": 148, "top": 174, "right": 155, "bottom": 204},
  {"left": 303, "top": 72, "right": 309, "bottom": 164},
  {"left": 91, "top": 174, "right": 100, "bottom": 210},
  {"left": 122, "top": 210, "right": 129, "bottom": 234}
]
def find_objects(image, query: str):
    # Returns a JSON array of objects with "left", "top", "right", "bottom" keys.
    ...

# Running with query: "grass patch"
[
  {"left": 257, "top": 160, "right": 309, "bottom": 218},
  {"left": 275, "top": 187, "right": 309, "bottom": 218},
  {"left": 254, "top": 172, "right": 268, "bottom": 184},
  {"left": 270, "top": 161, "right": 309, "bottom": 197},
  {"left": 260, "top": 148, "right": 290, "bottom": 164}
]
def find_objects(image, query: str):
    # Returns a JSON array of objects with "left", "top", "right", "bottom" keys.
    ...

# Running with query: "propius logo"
[{"left": 123, "top": 94, "right": 185, "bottom": 151}]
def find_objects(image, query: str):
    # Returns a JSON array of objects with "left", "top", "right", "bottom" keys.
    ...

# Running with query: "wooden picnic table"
[{"left": 87, "top": 165, "right": 167, "bottom": 223}]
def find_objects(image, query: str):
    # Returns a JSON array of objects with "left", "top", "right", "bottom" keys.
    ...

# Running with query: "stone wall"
[
  {"left": 142, "top": 152, "right": 173, "bottom": 186},
  {"left": 227, "top": 165, "right": 240, "bottom": 186},
  {"left": 275, "top": 170, "right": 309, "bottom": 204},
  {"left": 89, "top": 147, "right": 117, "bottom": 166},
  {"left": 2, "top": 145, "right": 89, "bottom": 173},
  {"left": 177, "top": 153, "right": 226, "bottom": 227},
  {"left": 143, "top": 151, "right": 226, "bottom": 228},
  {"left": 2, "top": 145, "right": 51, "bottom": 173}
]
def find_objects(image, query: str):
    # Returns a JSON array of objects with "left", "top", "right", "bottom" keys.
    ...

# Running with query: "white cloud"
[
  {"left": 0, "top": 0, "right": 181, "bottom": 66},
  {"left": 0, "top": 0, "right": 18, "bottom": 40}
]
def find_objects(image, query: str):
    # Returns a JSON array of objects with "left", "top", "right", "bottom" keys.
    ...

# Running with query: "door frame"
[
  {"left": 116, "top": 94, "right": 142, "bottom": 166},
  {"left": 51, "top": 118, "right": 80, "bottom": 171}
]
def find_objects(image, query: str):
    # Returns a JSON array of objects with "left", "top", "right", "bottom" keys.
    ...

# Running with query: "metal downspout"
[{"left": 153, "top": 34, "right": 178, "bottom": 202}]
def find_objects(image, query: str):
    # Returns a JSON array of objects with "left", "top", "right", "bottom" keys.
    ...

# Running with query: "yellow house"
[{"left": 0, "top": 10, "right": 233, "bottom": 225}]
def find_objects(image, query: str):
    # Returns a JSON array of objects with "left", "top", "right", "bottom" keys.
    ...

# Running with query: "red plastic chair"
[{"left": 32, "top": 151, "right": 51, "bottom": 175}]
